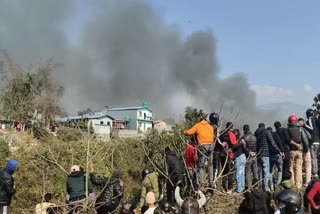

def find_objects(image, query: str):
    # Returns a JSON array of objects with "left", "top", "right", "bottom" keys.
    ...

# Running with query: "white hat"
[{"left": 70, "top": 165, "right": 80, "bottom": 173}]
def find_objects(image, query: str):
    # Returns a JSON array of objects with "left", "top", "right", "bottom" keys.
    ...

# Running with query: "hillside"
[{"left": 258, "top": 102, "right": 309, "bottom": 120}]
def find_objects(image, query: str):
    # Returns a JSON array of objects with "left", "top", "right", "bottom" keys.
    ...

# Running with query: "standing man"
[
  {"left": 243, "top": 125, "right": 259, "bottom": 190},
  {"left": 255, "top": 123, "right": 281, "bottom": 192},
  {"left": 184, "top": 113, "right": 214, "bottom": 186},
  {"left": 287, "top": 115, "right": 309, "bottom": 189},
  {"left": 184, "top": 138, "right": 198, "bottom": 192},
  {"left": 274, "top": 121, "right": 291, "bottom": 176},
  {"left": 164, "top": 147, "right": 185, "bottom": 204},
  {"left": 298, "top": 118, "right": 312, "bottom": 186},
  {"left": 305, "top": 109, "right": 320, "bottom": 179},
  {"left": 267, "top": 126, "right": 284, "bottom": 190},
  {"left": 0, "top": 159, "right": 18, "bottom": 214}
]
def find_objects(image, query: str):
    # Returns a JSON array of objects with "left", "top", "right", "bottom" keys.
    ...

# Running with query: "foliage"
[
  {"left": 4, "top": 127, "right": 191, "bottom": 213},
  {"left": 56, "top": 126, "right": 83, "bottom": 142},
  {"left": 0, "top": 53, "right": 63, "bottom": 125},
  {"left": 0, "top": 137, "right": 9, "bottom": 166},
  {"left": 184, "top": 106, "right": 208, "bottom": 128}
]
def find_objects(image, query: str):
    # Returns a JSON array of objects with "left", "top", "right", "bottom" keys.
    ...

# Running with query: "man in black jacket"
[
  {"left": 90, "top": 170, "right": 124, "bottom": 214},
  {"left": 267, "top": 127, "right": 284, "bottom": 189},
  {"left": 305, "top": 109, "right": 320, "bottom": 179},
  {"left": 243, "top": 125, "right": 259, "bottom": 190},
  {"left": 255, "top": 123, "right": 281, "bottom": 192},
  {"left": 164, "top": 147, "right": 185, "bottom": 204},
  {"left": 0, "top": 159, "right": 18, "bottom": 214},
  {"left": 274, "top": 121, "right": 291, "bottom": 176}
]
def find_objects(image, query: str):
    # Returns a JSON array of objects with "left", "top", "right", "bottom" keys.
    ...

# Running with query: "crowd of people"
[{"left": 2, "top": 108, "right": 320, "bottom": 214}]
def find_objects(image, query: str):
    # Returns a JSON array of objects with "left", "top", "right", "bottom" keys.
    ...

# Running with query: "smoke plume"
[{"left": 0, "top": 0, "right": 276, "bottom": 126}]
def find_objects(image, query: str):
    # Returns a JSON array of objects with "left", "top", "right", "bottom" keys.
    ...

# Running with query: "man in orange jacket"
[{"left": 184, "top": 114, "right": 214, "bottom": 186}]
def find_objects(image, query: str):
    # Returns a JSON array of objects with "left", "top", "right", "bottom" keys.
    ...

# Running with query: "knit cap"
[{"left": 6, "top": 159, "right": 18, "bottom": 173}]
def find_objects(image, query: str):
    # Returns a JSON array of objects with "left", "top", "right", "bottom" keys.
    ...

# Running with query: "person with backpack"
[
  {"left": 184, "top": 113, "right": 214, "bottom": 186},
  {"left": 174, "top": 185, "right": 206, "bottom": 214},
  {"left": 274, "top": 171, "right": 299, "bottom": 195},
  {"left": 164, "top": 147, "right": 185, "bottom": 204},
  {"left": 239, "top": 178, "right": 273, "bottom": 214},
  {"left": 305, "top": 109, "right": 320, "bottom": 179},
  {"left": 287, "top": 115, "right": 309, "bottom": 189},
  {"left": 0, "top": 159, "right": 18, "bottom": 214},
  {"left": 243, "top": 125, "right": 259, "bottom": 190},
  {"left": 137, "top": 169, "right": 160, "bottom": 210},
  {"left": 219, "top": 122, "right": 237, "bottom": 193},
  {"left": 255, "top": 123, "right": 281, "bottom": 192},
  {"left": 90, "top": 170, "right": 124, "bottom": 214}
]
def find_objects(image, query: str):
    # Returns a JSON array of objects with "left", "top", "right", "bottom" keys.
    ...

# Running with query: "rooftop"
[{"left": 108, "top": 106, "right": 152, "bottom": 112}]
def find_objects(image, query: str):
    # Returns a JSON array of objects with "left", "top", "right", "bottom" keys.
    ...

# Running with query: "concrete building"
[
  {"left": 87, "top": 115, "right": 114, "bottom": 136},
  {"left": 107, "top": 103, "right": 153, "bottom": 132}
]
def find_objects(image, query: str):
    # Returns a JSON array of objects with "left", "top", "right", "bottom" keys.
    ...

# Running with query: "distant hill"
[{"left": 258, "top": 102, "right": 310, "bottom": 120}]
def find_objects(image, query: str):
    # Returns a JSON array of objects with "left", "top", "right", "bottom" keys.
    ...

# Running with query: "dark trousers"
[
  {"left": 167, "top": 174, "right": 184, "bottom": 204},
  {"left": 220, "top": 156, "right": 234, "bottom": 191},
  {"left": 283, "top": 151, "right": 291, "bottom": 177},
  {"left": 96, "top": 199, "right": 120, "bottom": 214},
  {"left": 245, "top": 156, "right": 258, "bottom": 188}
]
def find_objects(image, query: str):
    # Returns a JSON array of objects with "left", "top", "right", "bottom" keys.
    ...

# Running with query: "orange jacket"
[{"left": 184, "top": 120, "right": 214, "bottom": 145}]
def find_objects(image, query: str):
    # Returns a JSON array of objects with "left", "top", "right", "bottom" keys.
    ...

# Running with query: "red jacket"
[
  {"left": 308, "top": 182, "right": 320, "bottom": 209},
  {"left": 185, "top": 144, "right": 198, "bottom": 169}
]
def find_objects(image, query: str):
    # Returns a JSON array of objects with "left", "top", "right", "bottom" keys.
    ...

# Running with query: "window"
[
  {"left": 139, "top": 111, "right": 142, "bottom": 117},
  {"left": 144, "top": 113, "right": 146, "bottom": 120},
  {"left": 100, "top": 121, "right": 104, "bottom": 125},
  {"left": 139, "top": 122, "right": 142, "bottom": 128},
  {"left": 143, "top": 123, "right": 146, "bottom": 130},
  {"left": 107, "top": 122, "right": 110, "bottom": 126}
]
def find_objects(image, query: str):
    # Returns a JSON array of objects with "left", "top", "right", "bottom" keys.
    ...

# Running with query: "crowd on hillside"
[{"left": 2, "top": 108, "right": 320, "bottom": 214}]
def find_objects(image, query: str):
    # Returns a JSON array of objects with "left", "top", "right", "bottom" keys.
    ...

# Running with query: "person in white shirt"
[
  {"left": 35, "top": 193, "right": 56, "bottom": 214},
  {"left": 144, "top": 192, "right": 162, "bottom": 214}
]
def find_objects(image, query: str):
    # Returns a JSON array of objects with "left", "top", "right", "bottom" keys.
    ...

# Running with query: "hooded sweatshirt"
[
  {"left": 185, "top": 120, "right": 214, "bottom": 145},
  {"left": 239, "top": 189, "right": 272, "bottom": 214}
]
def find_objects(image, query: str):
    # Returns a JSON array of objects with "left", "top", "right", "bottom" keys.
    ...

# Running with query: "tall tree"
[{"left": 0, "top": 53, "right": 64, "bottom": 125}]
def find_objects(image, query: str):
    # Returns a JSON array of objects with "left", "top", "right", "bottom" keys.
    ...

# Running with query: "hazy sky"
[{"left": 68, "top": 0, "right": 320, "bottom": 106}]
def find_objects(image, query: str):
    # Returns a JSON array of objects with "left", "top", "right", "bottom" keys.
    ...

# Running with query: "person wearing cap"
[
  {"left": 66, "top": 165, "right": 93, "bottom": 212},
  {"left": 137, "top": 169, "right": 160, "bottom": 209},
  {"left": 90, "top": 169, "right": 124, "bottom": 214},
  {"left": 0, "top": 159, "right": 18, "bottom": 214},
  {"left": 144, "top": 192, "right": 162, "bottom": 214}
]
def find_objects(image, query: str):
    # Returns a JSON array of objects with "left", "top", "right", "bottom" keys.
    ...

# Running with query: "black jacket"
[
  {"left": 90, "top": 173, "right": 124, "bottom": 206},
  {"left": 255, "top": 128, "right": 280, "bottom": 157},
  {"left": 0, "top": 168, "right": 16, "bottom": 206},
  {"left": 276, "top": 127, "right": 290, "bottom": 153},
  {"left": 239, "top": 189, "right": 273, "bottom": 214},
  {"left": 305, "top": 117, "right": 320, "bottom": 143},
  {"left": 271, "top": 131, "right": 284, "bottom": 155},
  {"left": 165, "top": 150, "right": 185, "bottom": 176},
  {"left": 243, "top": 132, "right": 257, "bottom": 156}
]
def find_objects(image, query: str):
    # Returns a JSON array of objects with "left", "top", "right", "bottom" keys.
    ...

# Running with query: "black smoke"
[{"left": 0, "top": 0, "right": 275, "bottom": 126}]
